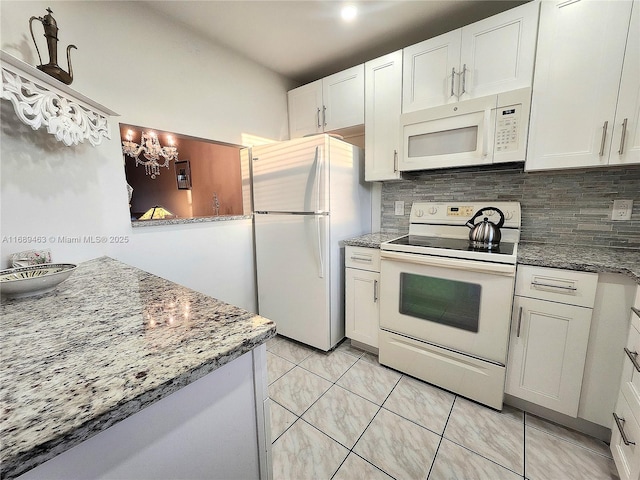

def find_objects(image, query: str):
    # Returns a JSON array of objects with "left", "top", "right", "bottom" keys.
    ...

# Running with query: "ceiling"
[{"left": 144, "top": 0, "right": 527, "bottom": 85}]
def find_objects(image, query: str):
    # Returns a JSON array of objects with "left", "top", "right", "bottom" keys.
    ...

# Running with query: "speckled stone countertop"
[
  {"left": 341, "top": 232, "right": 403, "bottom": 248},
  {"left": 132, "top": 214, "right": 252, "bottom": 228},
  {"left": 342, "top": 233, "right": 640, "bottom": 284},
  {"left": 517, "top": 242, "right": 639, "bottom": 284},
  {"left": 0, "top": 257, "right": 276, "bottom": 479}
]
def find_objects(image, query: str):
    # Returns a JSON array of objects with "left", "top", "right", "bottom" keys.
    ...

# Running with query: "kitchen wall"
[
  {"left": 0, "top": 1, "right": 294, "bottom": 311},
  {"left": 381, "top": 164, "right": 640, "bottom": 248}
]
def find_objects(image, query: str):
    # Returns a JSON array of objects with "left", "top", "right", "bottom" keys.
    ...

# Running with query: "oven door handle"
[{"left": 380, "top": 250, "right": 516, "bottom": 276}]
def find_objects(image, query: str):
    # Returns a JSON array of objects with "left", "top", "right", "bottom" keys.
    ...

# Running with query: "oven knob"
[
  {"left": 428, "top": 207, "right": 438, "bottom": 215},
  {"left": 415, "top": 209, "right": 424, "bottom": 217},
  {"left": 505, "top": 211, "right": 514, "bottom": 220},
  {"left": 484, "top": 209, "right": 495, "bottom": 217}
]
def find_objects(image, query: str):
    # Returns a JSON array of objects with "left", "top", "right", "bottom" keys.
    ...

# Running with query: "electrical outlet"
[
  {"left": 394, "top": 201, "right": 405, "bottom": 216},
  {"left": 612, "top": 199, "right": 633, "bottom": 221}
]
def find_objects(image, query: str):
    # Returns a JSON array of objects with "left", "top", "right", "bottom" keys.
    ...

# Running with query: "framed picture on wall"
[{"left": 175, "top": 161, "right": 192, "bottom": 190}]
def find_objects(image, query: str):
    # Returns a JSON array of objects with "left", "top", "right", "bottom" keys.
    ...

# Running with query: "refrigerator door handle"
[
  {"left": 314, "top": 146, "right": 323, "bottom": 213},
  {"left": 315, "top": 215, "right": 324, "bottom": 279}
]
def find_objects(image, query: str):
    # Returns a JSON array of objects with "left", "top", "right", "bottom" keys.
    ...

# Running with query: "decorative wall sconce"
[{"left": 122, "top": 130, "right": 178, "bottom": 179}]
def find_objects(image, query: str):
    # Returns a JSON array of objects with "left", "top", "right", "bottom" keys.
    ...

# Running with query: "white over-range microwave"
[{"left": 399, "top": 88, "right": 531, "bottom": 171}]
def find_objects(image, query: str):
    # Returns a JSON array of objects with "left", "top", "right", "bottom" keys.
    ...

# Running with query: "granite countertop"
[
  {"left": 132, "top": 214, "right": 252, "bottom": 228},
  {"left": 0, "top": 257, "right": 276, "bottom": 479},
  {"left": 341, "top": 232, "right": 403, "bottom": 248},
  {"left": 517, "top": 242, "right": 640, "bottom": 284},
  {"left": 343, "top": 233, "right": 640, "bottom": 284}
]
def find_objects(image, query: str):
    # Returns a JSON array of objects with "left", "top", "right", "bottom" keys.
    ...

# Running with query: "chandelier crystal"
[{"left": 122, "top": 130, "right": 178, "bottom": 179}]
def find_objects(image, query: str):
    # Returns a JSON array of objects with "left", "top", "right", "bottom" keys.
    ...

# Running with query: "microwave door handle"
[{"left": 482, "top": 108, "right": 491, "bottom": 157}]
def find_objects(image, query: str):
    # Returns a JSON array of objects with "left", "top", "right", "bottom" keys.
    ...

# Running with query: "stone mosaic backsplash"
[{"left": 381, "top": 164, "right": 640, "bottom": 248}]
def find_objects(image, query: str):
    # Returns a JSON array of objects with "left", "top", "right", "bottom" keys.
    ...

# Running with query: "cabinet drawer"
[
  {"left": 345, "top": 246, "right": 380, "bottom": 272},
  {"left": 612, "top": 392, "right": 640, "bottom": 480},
  {"left": 622, "top": 319, "right": 640, "bottom": 422},
  {"left": 515, "top": 265, "right": 598, "bottom": 308}
]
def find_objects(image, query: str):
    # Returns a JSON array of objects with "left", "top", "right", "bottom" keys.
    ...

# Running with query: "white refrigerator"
[{"left": 251, "top": 135, "right": 371, "bottom": 351}]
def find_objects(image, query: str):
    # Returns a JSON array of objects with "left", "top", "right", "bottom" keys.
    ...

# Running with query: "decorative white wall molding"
[{"left": 0, "top": 50, "right": 118, "bottom": 147}]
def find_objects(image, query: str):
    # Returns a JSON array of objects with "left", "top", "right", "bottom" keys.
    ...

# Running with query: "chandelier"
[{"left": 122, "top": 130, "right": 178, "bottom": 179}]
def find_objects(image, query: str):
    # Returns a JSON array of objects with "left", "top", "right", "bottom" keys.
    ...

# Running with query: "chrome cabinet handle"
[
  {"left": 350, "top": 255, "right": 372, "bottom": 262},
  {"left": 624, "top": 347, "right": 640, "bottom": 373},
  {"left": 461, "top": 64, "right": 467, "bottom": 95},
  {"left": 613, "top": 413, "right": 636, "bottom": 446},
  {"left": 316, "top": 108, "right": 321, "bottom": 128},
  {"left": 450, "top": 67, "right": 456, "bottom": 98},
  {"left": 599, "top": 121, "right": 608, "bottom": 156},
  {"left": 393, "top": 149, "right": 398, "bottom": 172},
  {"left": 618, "top": 118, "right": 628, "bottom": 155},
  {"left": 531, "top": 281, "right": 577, "bottom": 291},
  {"left": 374, "top": 279, "right": 378, "bottom": 303},
  {"left": 516, "top": 306, "right": 523, "bottom": 338},
  {"left": 322, "top": 105, "right": 327, "bottom": 127}
]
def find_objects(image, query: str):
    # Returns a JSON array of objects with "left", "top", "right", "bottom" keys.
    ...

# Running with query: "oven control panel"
[
  {"left": 410, "top": 202, "right": 521, "bottom": 229},
  {"left": 447, "top": 206, "right": 475, "bottom": 217}
]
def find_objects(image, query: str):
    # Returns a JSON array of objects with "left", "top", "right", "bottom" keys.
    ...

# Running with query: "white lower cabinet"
[
  {"left": 505, "top": 265, "right": 597, "bottom": 417},
  {"left": 612, "top": 286, "right": 640, "bottom": 480},
  {"left": 345, "top": 246, "right": 380, "bottom": 349}
]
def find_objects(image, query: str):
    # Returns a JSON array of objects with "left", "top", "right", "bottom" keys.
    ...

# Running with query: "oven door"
[{"left": 380, "top": 250, "right": 515, "bottom": 364}]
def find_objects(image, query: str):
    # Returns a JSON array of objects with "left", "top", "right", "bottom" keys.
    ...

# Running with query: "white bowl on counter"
[{"left": 0, "top": 263, "right": 77, "bottom": 299}]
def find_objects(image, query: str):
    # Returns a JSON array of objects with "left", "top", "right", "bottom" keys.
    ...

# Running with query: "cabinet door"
[
  {"left": 322, "top": 64, "right": 364, "bottom": 132},
  {"left": 402, "top": 30, "right": 461, "bottom": 112},
  {"left": 505, "top": 296, "right": 593, "bottom": 416},
  {"left": 610, "top": 0, "right": 640, "bottom": 166},
  {"left": 365, "top": 51, "right": 402, "bottom": 181},
  {"left": 288, "top": 80, "right": 323, "bottom": 139},
  {"left": 526, "top": 0, "right": 633, "bottom": 171},
  {"left": 345, "top": 268, "right": 380, "bottom": 348},
  {"left": 459, "top": 1, "right": 538, "bottom": 100},
  {"left": 611, "top": 393, "right": 640, "bottom": 480}
]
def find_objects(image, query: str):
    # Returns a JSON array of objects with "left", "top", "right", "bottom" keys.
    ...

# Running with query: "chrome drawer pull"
[
  {"left": 613, "top": 413, "right": 636, "bottom": 446},
  {"left": 599, "top": 121, "right": 608, "bottom": 157},
  {"left": 632, "top": 307, "right": 640, "bottom": 320},
  {"left": 624, "top": 347, "right": 640, "bottom": 373},
  {"left": 350, "top": 256, "right": 372, "bottom": 262},
  {"left": 531, "top": 282, "right": 577, "bottom": 291},
  {"left": 618, "top": 118, "right": 628, "bottom": 155}
]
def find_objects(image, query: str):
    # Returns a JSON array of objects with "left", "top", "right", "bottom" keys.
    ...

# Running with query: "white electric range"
[{"left": 378, "top": 201, "right": 521, "bottom": 410}]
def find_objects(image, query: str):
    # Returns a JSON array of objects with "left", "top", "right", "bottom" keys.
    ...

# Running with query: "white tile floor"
[{"left": 266, "top": 335, "right": 620, "bottom": 480}]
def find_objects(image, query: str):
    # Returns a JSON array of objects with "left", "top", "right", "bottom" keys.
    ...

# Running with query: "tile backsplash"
[{"left": 381, "top": 164, "right": 640, "bottom": 248}]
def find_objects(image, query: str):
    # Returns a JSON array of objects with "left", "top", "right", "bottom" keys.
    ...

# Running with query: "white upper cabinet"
[
  {"left": 365, "top": 51, "right": 403, "bottom": 181},
  {"left": 526, "top": 0, "right": 639, "bottom": 171},
  {"left": 288, "top": 64, "right": 364, "bottom": 139},
  {"left": 402, "top": 1, "right": 539, "bottom": 112},
  {"left": 287, "top": 80, "right": 323, "bottom": 139},
  {"left": 402, "top": 30, "right": 461, "bottom": 112},
  {"left": 610, "top": 0, "right": 640, "bottom": 166}
]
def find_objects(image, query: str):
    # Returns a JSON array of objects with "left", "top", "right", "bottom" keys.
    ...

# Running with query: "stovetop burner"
[{"left": 387, "top": 235, "right": 516, "bottom": 256}]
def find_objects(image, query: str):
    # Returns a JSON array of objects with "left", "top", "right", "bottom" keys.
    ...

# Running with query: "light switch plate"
[
  {"left": 612, "top": 199, "right": 633, "bottom": 221},
  {"left": 394, "top": 201, "right": 405, "bottom": 216}
]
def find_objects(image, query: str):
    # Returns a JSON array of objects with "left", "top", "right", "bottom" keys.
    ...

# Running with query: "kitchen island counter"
[{"left": 0, "top": 256, "right": 276, "bottom": 479}]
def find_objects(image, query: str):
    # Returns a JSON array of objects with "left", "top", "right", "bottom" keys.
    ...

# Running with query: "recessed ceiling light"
[{"left": 341, "top": 4, "right": 358, "bottom": 22}]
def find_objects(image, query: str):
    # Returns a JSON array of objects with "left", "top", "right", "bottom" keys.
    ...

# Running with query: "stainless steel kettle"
[{"left": 465, "top": 207, "right": 505, "bottom": 248}]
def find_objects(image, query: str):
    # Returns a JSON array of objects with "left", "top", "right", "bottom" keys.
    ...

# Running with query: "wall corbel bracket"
[{"left": 0, "top": 50, "right": 118, "bottom": 147}]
